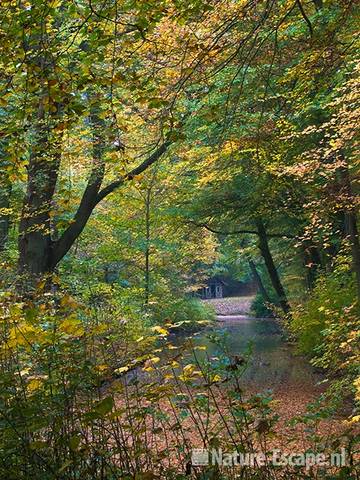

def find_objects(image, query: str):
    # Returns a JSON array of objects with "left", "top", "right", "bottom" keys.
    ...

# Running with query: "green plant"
[
  {"left": 149, "top": 296, "right": 216, "bottom": 330},
  {"left": 250, "top": 293, "right": 275, "bottom": 318},
  {"left": 0, "top": 286, "right": 357, "bottom": 479},
  {"left": 290, "top": 270, "right": 356, "bottom": 356}
]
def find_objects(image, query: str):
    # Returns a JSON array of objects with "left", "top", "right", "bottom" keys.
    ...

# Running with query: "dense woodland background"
[{"left": 0, "top": 0, "right": 359, "bottom": 478}]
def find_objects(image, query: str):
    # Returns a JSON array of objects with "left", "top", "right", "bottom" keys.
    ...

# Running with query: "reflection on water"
[{"left": 186, "top": 315, "right": 319, "bottom": 391}]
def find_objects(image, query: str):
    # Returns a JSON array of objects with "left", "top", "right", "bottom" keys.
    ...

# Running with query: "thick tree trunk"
[
  {"left": 0, "top": 182, "right": 11, "bottom": 252},
  {"left": 50, "top": 108, "right": 105, "bottom": 269},
  {"left": 248, "top": 259, "right": 272, "bottom": 303},
  {"left": 18, "top": 140, "right": 171, "bottom": 277},
  {"left": 18, "top": 99, "right": 105, "bottom": 277},
  {"left": 256, "top": 219, "right": 291, "bottom": 314},
  {"left": 17, "top": 96, "right": 171, "bottom": 278},
  {"left": 18, "top": 109, "right": 62, "bottom": 274},
  {"left": 17, "top": 18, "right": 62, "bottom": 276},
  {"left": 16, "top": 8, "right": 173, "bottom": 279}
]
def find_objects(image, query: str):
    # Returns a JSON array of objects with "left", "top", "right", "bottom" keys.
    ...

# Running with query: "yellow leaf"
[
  {"left": 114, "top": 366, "right": 129, "bottom": 374},
  {"left": 183, "top": 364, "right": 195, "bottom": 375},
  {"left": 59, "top": 317, "right": 84, "bottom": 336},
  {"left": 150, "top": 356, "right": 160, "bottom": 364},
  {"left": 27, "top": 378, "right": 43, "bottom": 392},
  {"left": 8, "top": 324, "right": 40, "bottom": 348},
  {"left": 151, "top": 326, "right": 168, "bottom": 336},
  {"left": 143, "top": 366, "right": 154, "bottom": 372},
  {"left": 95, "top": 364, "right": 109, "bottom": 372},
  {"left": 60, "top": 294, "right": 80, "bottom": 309}
]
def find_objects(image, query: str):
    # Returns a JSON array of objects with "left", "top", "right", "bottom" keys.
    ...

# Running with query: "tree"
[
  {"left": 3, "top": 0, "right": 182, "bottom": 277},
  {"left": 170, "top": 0, "right": 359, "bottom": 310}
]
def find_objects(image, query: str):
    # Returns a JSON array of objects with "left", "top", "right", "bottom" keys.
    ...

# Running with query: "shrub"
[
  {"left": 290, "top": 271, "right": 356, "bottom": 357},
  {"left": 0, "top": 285, "right": 357, "bottom": 479},
  {"left": 290, "top": 264, "right": 359, "bottom": 416},
  {"left": 149, "top": 296, "right": 216, "bottom": 330},
  {"left": 0, "top": 289, "right": 278, "bottom": 479},
  {"left": 250, "top": 292, "right": 275, "bottom": 318}
]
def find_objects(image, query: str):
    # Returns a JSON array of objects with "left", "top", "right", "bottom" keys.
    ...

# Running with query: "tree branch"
[
  {"left": 189, "top": 221, "right": 295, "bottom": 239},
  {"left": 51, "top": 139, "right": 172, "bottom": 267},
  {"left": 96, "top": 140, "right": 171, "bottom": 203},
  {"left": 296, "top": 0, "right": 313, "bottom": 37}
]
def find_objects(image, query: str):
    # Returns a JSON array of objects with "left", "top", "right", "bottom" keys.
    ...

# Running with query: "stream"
[
  {"left": 189, "top": 314, "right": 319, "bottom": 392},
  {"left": 171, "top": 311, "right": 326, "bottom": 419},
  {"left": 122, "top": 306, "right": 325, "bottom": 417}
]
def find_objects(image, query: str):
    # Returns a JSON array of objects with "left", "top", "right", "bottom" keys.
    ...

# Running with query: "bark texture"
[
  {"left": 256, "top": 219, "right": 291, "bottom": 314},
  {"left": 18, "top": 106, "right": 62, "bottom": 274},
  {"left": 248, "top": 259, "right": 272, "bottom": 304}
]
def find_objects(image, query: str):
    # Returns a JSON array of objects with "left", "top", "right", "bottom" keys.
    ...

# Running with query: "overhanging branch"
[
  {"left": 52, "top": 139, "right": 172, "bottom": 266},
  {"left": 96, "top": 140, "right": 171, "bottom": 203},
  {"left": 189, "top": 220, "right": 295, "bottom": 239}
]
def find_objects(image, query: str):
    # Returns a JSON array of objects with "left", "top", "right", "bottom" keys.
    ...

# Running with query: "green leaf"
[
  {"left": 94, "top": 396, "right": 114, "bottom": 416},
  {"left": 69, "top": 434, "right": 81, "bottom": 451}
]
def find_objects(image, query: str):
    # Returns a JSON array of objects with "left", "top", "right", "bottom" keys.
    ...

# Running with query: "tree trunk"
[
  {"left": 256, "top": 219, "right": 291, "bottom": 314},
  {"left": 248, "top": 259, "right": 272, "bottom": 303},
  {"left": 17, "top": 95, "right": 171, "bottom": 278},
  {"left": 18, "top": 104, "right": 62, "bottom": 274},
  {"left": 0, "top": 182, "right": 11, "bottom": 252},
  {"left": 50, "top": 107, "right": 105, "bottom": 269},
  {"left": 18, "top": 99, "right": 106, "bottom": 277},
  {"left": 303, "top": 242, "right": 322, "bottom": 291},
  {"left": 338, "top": 164, "right": 360, "bottom": 301}
]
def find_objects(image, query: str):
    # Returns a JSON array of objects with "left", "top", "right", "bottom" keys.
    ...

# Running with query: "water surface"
[{"left": 187, "top": 315, "right": 320, "bottom": 393}]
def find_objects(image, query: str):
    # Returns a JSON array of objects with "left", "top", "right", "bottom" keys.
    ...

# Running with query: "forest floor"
[{"left": 203, "top": 296, "right": 254, "bottom": 315}]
